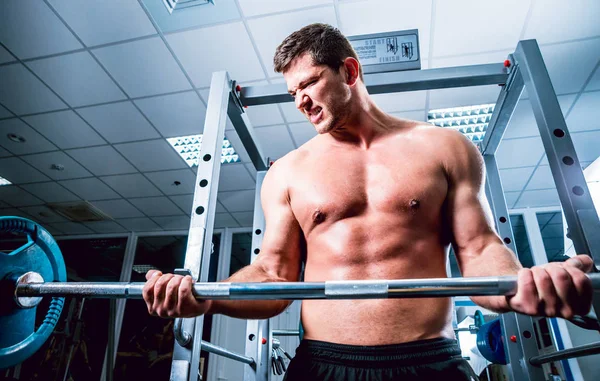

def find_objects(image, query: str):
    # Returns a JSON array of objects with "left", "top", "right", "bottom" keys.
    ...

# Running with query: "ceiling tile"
[
  {"left": 92, "top": 37, "right": 191, "bottom": 98},
  {"left": 0, "top": 201, "right": 9, "bottom": 208},
  {"left": 215, "top": 212, "right": 239, "bottom": 228},
  {"left": 0, "top": 157, "right": 50, "bottom": 184},
  {"left": 24, "top": 110, "right": 106, "bottom": 149},
  {"left": 504, "top": 95, "right": 577, "bottom": 139},
  {"left": 145, "top": 169, "right": 197, "bottom": 195},
  {"left": 135, "top": 92, "right": 207, "bottom": 137},
  {"left": 153, "top": 215, "right": 190, "bottom": 230},
  {"left": 0, "top": 1, "right": 82, "bottom": 59},
  {"left": 567, "top": 92, "right": 600, "bottom": 132},
  {"left": 247, "top": 7, "right": 338, "bottom": 77},
  {"left": 117, "top": 217, "right": 161, "bottom": 232},
  {"left": 0, "top": 185, "right": 44, "bottom": 207},
  {"left": 219, "top": 163, "right": 256, "bottom": 191},
  {"left": 0, "top": 207, "right": 35, "bottom": 219},
  {"left": 0, "top": 64, "right": 67, "bottom": 115},
  {"left": 433, "top": 0, "right": 529, "bottom": 57},
  {"left": 0, "top": 45, "right": 16, "bottom": 64},
  {"left": 19, "top": 205, "right": 68, "bottom": 224},
  {"left": 539, "top": 39, "right": 600, "bottom": 95},
  {"left": 21, "top": 151, "right": 92, "bottom": 180},
  {"left": 244, "top": 104, "right": 285, "bottom": 127},
  {"left": 339, "top": 0, "right": 433, "bottom": 59},
  {"left": 431, "top": 50, "right": 512, "bottom": 69},
  {"left": 504, "top": 191, "right": 520, "bottom": 209},
  {"left": 48, "top": 0, "right": 156, "bottom": 46},
  {"left": 280, "top": 102, "right": 306, "bottom": 123},
  {"left": 84, "top": 220, "right": 127, "bottom": 233},
  {"left": 572, "top": 130, "right": 600, "bottom": 162},
  {"left": 0, "top": 104, "right": 13, "bottom": 119},
  {"left": 391, "top": 110, "right": 427, "bottom": 122},
  {"left": 239, "top": 0, "right": 331, "bottom": 17},
  {"left": 20, "top": 182, "right": 79, "bottom": 203},
  {"left": 59, "top": 178, "right": 121, "bottom": 201},
  {"left": 27, "top": 52, "right": 127, "bottom": 107},
  {"left": 0, "top": 146, "right": 11, "bottom": 158},
  {"left": 100, "top": 174, "right": 162, "bottom": 198},
  {"left": 218, "top": 189, "right": 255, "bottom": 212},
  {"left": 90, "top": 199, "right": 144, "bottom": 219},
  {"left": 371, "top": 91, "right": 427, "bottom": 113},
  {"left": 497, "top": 137, "right": 545, "bottom": 169},
  {"left": 0, "top": 118, "right": 58, "bottom": 154},
  {"left": 66, "top": 146, "right": 136, "bottom": 176},
  {"left": 526, "top": 166, "right": 557, "bottom": 190},
  {"left": 140, "top": 0, "right": 241, "bottom": 34},
  {"left": 231, "top": 211, "right": 254, "bottom": 227},
  {"left": 586, "top": 69, "right": 600, "bottom": 92},
  {"left": 515, "top": 189, "right": 560, "bottom": 208},
  {"left": 289, "top": 122, "right": 317, "bottom": 147},
  {"left": 78, "top": 102, "right": 159, "bottom": 143},
  {"left": 524, "top": 1, "right": 600, "bottom": 43},
  {"left": 130, "top": 196, "right": 184, "bottom": 216},
  {"left": 114, "top": 140, "right": 186, "bottom": 171},
  {"left": 499, "top": 167, "right": 536, "bottom": 192},
  {"left": 253, "top": 125, "right": 295, "bottom": 160},
  {"left": 166, "top": 22, "right": 265, "bottom": 88},
  {"left": 47, "top": 221, "right": 93, "bottom": 235},
  {"left": 170, "top": 194, "right": 194, "bottom": 214},
  {"left": 428, "top": 85, "right": 500, "bottom": 110}
]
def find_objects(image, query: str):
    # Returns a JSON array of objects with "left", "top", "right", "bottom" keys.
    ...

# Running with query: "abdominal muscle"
[{"left": 300, "top": 218, "right": 456, "bottom": 346}]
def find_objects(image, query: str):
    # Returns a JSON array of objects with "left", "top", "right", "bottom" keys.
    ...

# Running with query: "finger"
[
  {"left": 545, "top": 265, "right": 576, "bottom": 319},
  {"left": 164, "top": 275, "right": 184, "bottom": 315},
  {"left": 565, "top": 255, "right": 595, "bottom": 273},
  {"left": 142, "top": 271, "right": 163, "bottom": 314},
  {"left": 562, "top": 265, "right": 593, "bottom": 316},
  {"left": 532, "top": 266, "right": 559, "bottom": 316},
  {"left": 146, "top": 269, "right": 162, "bottom": 281},
  {"left": 153, "top": 274, "right": 175, "bottom": 316},
  {"left": 508, "top": 268, "right": 539, "bottom": 316},
  {"left": 178, "top": 275, "right": 198, "bottom": 316}
]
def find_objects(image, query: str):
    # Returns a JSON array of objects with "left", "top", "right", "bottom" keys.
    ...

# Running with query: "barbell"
[{"left": 1, "top": 216, "right": 600, "bottom": 370}]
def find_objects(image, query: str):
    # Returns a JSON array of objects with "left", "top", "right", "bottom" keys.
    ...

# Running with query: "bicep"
[{"left": 252, "top": 166, "right": 304, "bottom": 282}]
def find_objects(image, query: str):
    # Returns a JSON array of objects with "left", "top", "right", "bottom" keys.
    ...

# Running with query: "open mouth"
[{"left": 308, "top": 106, "right": 323, "bottom": 123}]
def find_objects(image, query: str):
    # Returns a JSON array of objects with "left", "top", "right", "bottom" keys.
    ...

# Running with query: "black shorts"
[{"left": 283, "top": 338, "right": 479, "bottom": 381}]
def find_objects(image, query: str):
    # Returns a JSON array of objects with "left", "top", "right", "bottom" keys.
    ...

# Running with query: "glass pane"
[
  {"left": 115, "top": 234, "right": 220, "bottom": 381},
  {"left": 511, "top": 214, "right": 534, "bottom": 268},
  {"left": 14, "top": 237, "right": 127, "bottom": 381},
  {"left": 229, "top": 232, "right": 252, "bottom": 276},
  {"left": 537, "top": 211, "right": 565, "bottom": 262}
]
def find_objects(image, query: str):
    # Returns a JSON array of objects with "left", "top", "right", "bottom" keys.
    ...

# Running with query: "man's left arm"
[{"left": 444, "top": 131, "right": 594, "bottom": 318}]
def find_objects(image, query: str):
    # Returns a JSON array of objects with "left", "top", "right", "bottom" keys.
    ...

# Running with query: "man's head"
[{"left": 274, "top": 23, "right": 363, "bottom": 134}]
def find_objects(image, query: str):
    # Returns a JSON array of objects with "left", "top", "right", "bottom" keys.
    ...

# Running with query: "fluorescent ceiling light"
[
  {"left": 427, "top": 104, "right": 495, "bottom": 143},
  {"left": 0, "top": 176, "right": 12, "bottom": 186},
  {"left": 132, "top": 264, "right": 160, "bottom": 274},
  {"left": 167, "top": 134, "right": 240, "bottom": 167}
]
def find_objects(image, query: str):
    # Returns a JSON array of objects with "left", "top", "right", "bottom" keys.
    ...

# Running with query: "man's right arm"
[{"left": 143, "top": 159, "right": 304, "bottom": 319}]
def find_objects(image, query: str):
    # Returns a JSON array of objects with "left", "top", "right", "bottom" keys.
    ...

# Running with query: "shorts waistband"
[{"left": 295, "top": 338, "right": 462, "bottom": 368}]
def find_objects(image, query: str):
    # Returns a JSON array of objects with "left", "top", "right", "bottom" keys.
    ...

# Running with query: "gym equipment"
[{"left": 476, "top": 318, "right": 507, "bottom": 365}]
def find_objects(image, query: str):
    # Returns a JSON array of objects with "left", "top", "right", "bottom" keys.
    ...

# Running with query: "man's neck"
[{"left": 329, "top": 88, "right": 395, "bottom": 149}]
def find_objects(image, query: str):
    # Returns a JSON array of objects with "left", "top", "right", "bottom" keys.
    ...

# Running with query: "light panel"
[
  {"left": 0, "top": 176, "right": 12, "bottom": 186},
  {"left": 167, "top": 134, "right": 240, "bottom": 167},
  {"left": 427, "top": 103, "right": 495, "bottom": 142}
]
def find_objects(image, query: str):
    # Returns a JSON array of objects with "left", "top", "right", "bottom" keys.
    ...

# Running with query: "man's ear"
[{"left": 342, "top": 57, "right": 360, "bottom": 85}]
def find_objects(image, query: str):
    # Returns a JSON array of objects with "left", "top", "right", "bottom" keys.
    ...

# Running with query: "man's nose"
[{"left": 296, "top": 93, "right": 310, "bottom": 110}]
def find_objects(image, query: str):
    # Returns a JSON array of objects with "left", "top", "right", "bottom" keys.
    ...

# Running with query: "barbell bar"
[{"left": 13, "top": 271, "right": 600, "bottom": 305}]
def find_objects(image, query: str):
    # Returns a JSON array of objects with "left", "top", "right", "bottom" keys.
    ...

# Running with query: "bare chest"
[{"left": 289, "top": 148, "right": 449, "bottom": 233}]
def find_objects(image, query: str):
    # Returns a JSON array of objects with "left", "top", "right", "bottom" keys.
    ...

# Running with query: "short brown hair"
[{"left": 273, "top": 23, "right": 363, "bottom": 80}]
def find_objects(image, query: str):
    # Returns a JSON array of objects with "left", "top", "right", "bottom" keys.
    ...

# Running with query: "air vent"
[
  {"left": 47, "top": 201, "right": 113, "bottom": 222},
  {"left": 162, "top": 0, "right": 214, "bottom": 14}
]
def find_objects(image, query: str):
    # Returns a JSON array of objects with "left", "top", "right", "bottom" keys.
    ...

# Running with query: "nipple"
[
  {"left": 409, "top": 199, "right": 420, "bottom": 209},
  {"left": 312, "top": 210, "right": 326, "bottom": 223}
]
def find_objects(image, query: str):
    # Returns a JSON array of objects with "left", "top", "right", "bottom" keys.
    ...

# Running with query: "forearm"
[
  {"left": 206, "top": 263, "right": 292, "bottom": 319},
  {"left": 460, "top": 239, "right": 523, "bottom": 313}
]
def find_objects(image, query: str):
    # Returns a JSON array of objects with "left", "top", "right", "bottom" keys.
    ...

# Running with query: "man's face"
[{"left": 283, "top": 53, "right": 351, "bottom": 134}]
